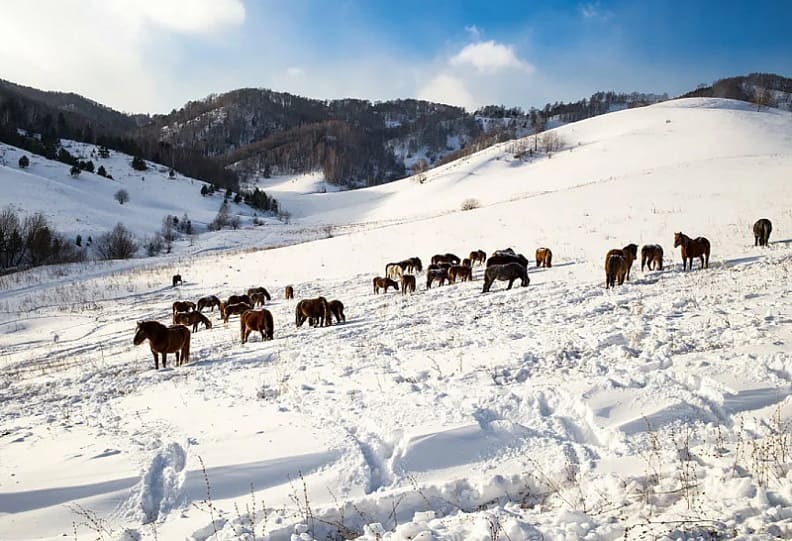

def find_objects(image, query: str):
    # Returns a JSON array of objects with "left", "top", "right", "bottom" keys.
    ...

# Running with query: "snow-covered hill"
[{"left": 1, "top": 98, "right": 792, "bottom": 541}]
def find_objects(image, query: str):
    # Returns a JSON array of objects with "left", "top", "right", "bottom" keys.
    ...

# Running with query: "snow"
[{"left": 1, "top": 98, "right": 792, "bottom": 540}]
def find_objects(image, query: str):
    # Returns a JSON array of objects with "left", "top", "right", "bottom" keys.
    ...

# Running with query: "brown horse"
[
  {"left": 482, "top": 263, "right": 529, "bottom": 292},
  {"left": 426, "top": 267, "right": 449, "bottom": 289},
  {"left": 197, "top": 295, "right": 222, "bottom": 312},
  {"left": 373, "top": 276, "right": 399, "bottom": 294},
  {"left": 674, "top": 232, "right": 710, "bottom": 270},
  {"left": 173, "top": 311, "right": 213, "bottom": 332},
  {"left": 535, "top": 247, "right": 552, "bottom": 268},
  {"left": 401, "top": 274, "right": 416, "bottom": 294},
  {"left": 221, "top": 301, "right": 253, "bottom": 323},
  {"left": 605, "top": 253, "right": 627, "bottom": 288},
  {"left": 285, "top": 285, "right": 294, "bottom": 299},
  {"left": 327, "top": 300, "right": 346, "bottom": 324},
  {"left": 385, "top": 263, "right": 405, "bottom": 281},
  {"left": 247, "top": 287, "right": 271, "bottom": 303},
  {"left": 250, "top": 292, "right": 268, "bottom": 307},
  {"left": 461, "top": 258, "right": 472, "bottom": 268},
  {"left": 240, "top": 309, "right": 274, "bottom": 343},
  {"left": 431, "top": 253, "right": 461, "bottom": 265},
  {"left": 605, "top": 244, "right": 638, "bottom": 280},
  {"left": 486, "top": 252, "right": 529, "bottom": 268},
  {"left": 448, "top": 265, "right": 472, "bottom": 283},
  {"left": 172, "top": 300, "right": 196, "bottom": 315},
  {"left": 133, "top": 320, "right": 190, "bottom": 369},
  {"left": 172, "top": 274, "right": 183, "bottom": 287},
  {"left": 469, "top": 250, "right": 486, "bottom": 266},
  {"left": 640, "top": 244, "right": 664, "bottom": 271},
  {"left": 407, "top": 257, "right": 423, "bottom": 273},
  {"left": 753, "top": 218, "right": 772, "bottom": 247},
  {"left": 227, "top": 294, "right": 251, "bottom": 307},
  {"left": 296, "top": 297, "right": 329, "bottom": 327}
]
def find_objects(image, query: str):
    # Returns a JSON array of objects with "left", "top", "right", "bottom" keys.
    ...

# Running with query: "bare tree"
[
  {"left": 95, "top": 223, "right": 139, "bottom": 260},
  {"left": 114, "top": 189, "right": 130, "bottom": 205}
]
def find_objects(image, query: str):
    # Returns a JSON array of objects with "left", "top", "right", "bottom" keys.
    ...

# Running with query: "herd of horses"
[{"left": 133, "top": 218, "right": 773, "bottom": 369}]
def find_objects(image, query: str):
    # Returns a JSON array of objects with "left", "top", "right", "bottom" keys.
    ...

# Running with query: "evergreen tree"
[
  {"left": 97, "top": 165, "right": 108, "bottom": 177},
  {"left": 131, "top": 156, "right": 147, "bottom": 171},
  {"left": 18, "top": 155, "right": 29, "bottom": 168},
  {"left": 70, "top": 165, "right": 81, "bottom": 177},
  {"left": 75, "top": 234, "right": 82, "bottom": 247},
  {"left": 200, "top": 185, "right": 209, "bottom": 197}
]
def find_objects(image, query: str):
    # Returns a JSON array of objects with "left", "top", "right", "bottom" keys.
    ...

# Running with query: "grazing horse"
[
  {"left": 605, "top": 244, "right": 638, "bottom": 280},
  {"left": 462, "top": 258, "right": 472, "bottom": 268},
  {"left": 172, "top": 274, "right": 183, "bottom": 287},
  {"left": 431, "top": 253, "right": 461, "bottom": 266},
  {"left": 385, "top": 263, "right": 404, "bottom": 281},
  {"left": 426, "top": 267, "right": 449, "bottom": 289},
  {"left": 486, "top": 252, "right": 529, "bottom": 268},
  {"left": 227, "top": 294, "right": 251, "bottom": 307},
  {"left": 133, "top": 320, "right": 190, "bottom": 369},
  {"left": 296, "top": 297, "right": 329, "bottom": 328},
  {"left": 285, "top": 285, "right": 294, "bottom": 299},
  {"left": 753, "top": 218, "right": 772, "bottom": 247},
  {"left": 197, "top": 295, "right": 221, "bottom": 312},
  {"left": 173, "top": 311, "right": 213, "bottom": 332},
  {"left": 535, "top": 248, "right": 552, "bottom": 268},
  {"left": 247, "top": 287, "right": 272, "bottom": 304},
  {"left": 221, "top": 301, "right": 253, "bottom": 323},
  {"left": 401, "top": 274, "right": 416, "bottom": 295},
  {"left": 605, "top": 253, "right": 627, "bottom": 288},
  {"left": 483, "top": 263, "right": 529, "bottom": 293},
  {"left": 674, "top": 232, "right": 710, "bottom": 270},
  {"left": 172, "top": 301, "right": 196, "bottom": 315},
  {"left": 448, "top": 265, "right": 473, "bottom": 283},
  {"left": 469, "top": 250, "right": 486, "bottom": 266},
  {"left": 240, "top": 309, "right": 274, "bottom": 343},
  {"left": 250, "top": 292, "right": 268, "bottom": 307},
  {"left": 407, "top": 257, "right": 423, "bottom": 273},
  {"left": 373, "top": 276, "right": 399, "bottom": 294},
  {"left": 327, "top": 300, "right": 346, "bottom": 324},
  {"left": 641, "top": 245, "right": 664, "bottom": 271}
]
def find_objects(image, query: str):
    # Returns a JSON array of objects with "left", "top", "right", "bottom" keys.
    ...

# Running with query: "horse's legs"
[
  {"left": 152, "top": 352, "right": 159, "bottom": 370},
  {"left": 507, "top": 278, "right": 514, "bottom": 290}
]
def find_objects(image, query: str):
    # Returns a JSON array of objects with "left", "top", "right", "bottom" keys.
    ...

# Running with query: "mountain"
[{"left": 679, "top": 72, "right": 792, "bottom": 110}]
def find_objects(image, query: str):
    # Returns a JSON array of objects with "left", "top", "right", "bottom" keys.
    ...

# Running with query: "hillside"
[{"left": 1, "top": 98, "right": 791, "bottom": 541}]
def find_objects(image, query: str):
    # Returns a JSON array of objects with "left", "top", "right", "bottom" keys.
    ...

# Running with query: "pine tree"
[
  {"left": 18, "top": 155, "right": 29, "bottom": 168},
  {"left": 97, "top": 165, "right": 108, "bottom": 177},
  {"left": 200, "top": 185, "right": 209, "bottom": 196},
  {"left": 131, "top": 156, "right": 147, "bottom": 171}
]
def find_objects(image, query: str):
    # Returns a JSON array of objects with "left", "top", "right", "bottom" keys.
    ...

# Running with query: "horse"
[
  {"left": 431, "top": 253, "right": 460, "bottom": 265},
  {"left": 327, "top": 300, "right": 346, "bottom": 324},
  {"left": 197, "top": 295, "right": 221, "bottom": 312},
  {"left": 482, "top": 263, "right": 529, "bottom": 293},
  {"left": 535, "top": 247, "right": 552, "bottom": 268},
  {"left": 285, "top": 285, "right": 294, "bottom": 299},
  {"left": 469, "top": 250, "right": 486, "bottom": 266},
  {"left": 401, "top": 274, "right": 416, "bottom": 294},
  {"left": 486, "top": 252, "right": 529, "bottom": 269},
  {"left": 605, "top": 253, "right": 627, "bottom": 288},
  {"left": 296, "top": 297, "right": 329, "bottom": 327},
  {"left": 448, "top": 265, "right": 472, "bottom": 283},
  {"left": 172, "top": 301, "right": 196, "bottom": 315},
  {"left": 385, "top": 263, "right": 404, "bottom": 281},
  {"left": 373, "top": 276, "right": 399, "bottom": 294},
  {"left": 133, "top": 320, "right": 190, "bottom": 369},
  {"left": 426, "top": 267, "right": 449, "bottom": 289},
  {"left": 407, "top": 257, "right": 423, "bottom": 273},
  {"left": 640, "top": 245, "right": 664, "bottom": 271},
  {"left": 753, "top": 218, "right": 772, "bottom": 247},
  {"left": 221, "top": 301, "right": 253, "bottom": 323},
  {"left": 227, "top": 294, "right": 251, "bottom": 307},
  {"left": 427, "top": 262, "right": 452, "bottom": 271},
  {"left": 250, "top": 292, "right": 268, "bottom": 307},
  {"left": 173, "top": 311, "right": 213, "bottom": 332},
  {"left": 605, "top": 244, "right": 638, "bottom": 280},
  {"left": 240, "top": 309, "right": 274, "bottom": 343},
  {"left": 172, "top": 274, "right": 183, "bottom": 287},
  {"left": 461, "top": 258, "right": 472, "bottom": 268},
  {"left": 247, "top": 287, "right": 272, "bottom": 303},
  {"left": 674, "top": 232, "right": 710, "bottom": 270}
]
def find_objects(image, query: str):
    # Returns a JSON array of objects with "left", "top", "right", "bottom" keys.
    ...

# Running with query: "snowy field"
[{"left": 1, "top": 98, "right": 792, "bottom": 541}]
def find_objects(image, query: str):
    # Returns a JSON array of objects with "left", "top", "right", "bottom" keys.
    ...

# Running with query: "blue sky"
[{"left": 0, "top": 0, "right": 789, "bottom": 113}]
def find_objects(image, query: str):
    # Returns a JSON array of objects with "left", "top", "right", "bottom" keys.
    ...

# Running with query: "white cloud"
[
  {"left": 580, "top": 3, "right": 612, "bottom": 20},
  {"left": 286, "top": 67, "right": 305, "bottom": 77},
  {"left": 114, "top": 0, "right": 245, "bottom": 34},
  {"left": 464, "top": 25, "right": 482, "bottom": 41},
  {"left": 450, "top": 40, "right": 534, "bottom": 74},
  {"left": 417, "top": 74, "right": 476, "bottom": 109}
]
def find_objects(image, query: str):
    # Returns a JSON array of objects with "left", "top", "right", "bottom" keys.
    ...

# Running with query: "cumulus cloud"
[
  {"left": 450, "top": 40, "right": 534, "bottom": 74},
  {"left": 418, "top": 74, "right": 476, "bottom": 110}
]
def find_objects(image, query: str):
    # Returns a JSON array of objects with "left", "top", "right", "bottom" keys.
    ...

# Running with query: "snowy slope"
[{"left": 1, "top": 99, "right": 792, "bottom": 541}]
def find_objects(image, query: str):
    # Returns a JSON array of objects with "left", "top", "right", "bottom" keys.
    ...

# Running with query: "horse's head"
[
  {"left": 205, "top": 317, "right": 213, "bottom": 329},
  {"left": 133, "top": 322, "right": 147, "bottom": 345},
  {"left": 673, "top": 232, "right": 683, "bottom": 247}
]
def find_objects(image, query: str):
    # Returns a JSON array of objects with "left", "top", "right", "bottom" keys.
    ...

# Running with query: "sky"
[{"left": 0, "top": 0, "right": 789, "bottom": 114}]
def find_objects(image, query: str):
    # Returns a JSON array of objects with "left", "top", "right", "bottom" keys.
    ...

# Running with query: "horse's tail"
[
  {"left": 546, "top": 251, "right": 552, "bottom": 267},
  {"left": 182, "top": 330, "right": 191, "bottom": 365},
  {"left": 240, "top": 312, "right": 246, "bottom": 343}
]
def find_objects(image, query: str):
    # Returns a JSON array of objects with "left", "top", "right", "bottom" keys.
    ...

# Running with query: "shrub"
[
  {"left": 114, "top": 189, "right": 130, "bottom": 205},
  {"left": 131, "top": 156, "right": 147, "bottom": 171},
  {"left": 200, "top": 185, "right": 209, "bottom": 197},
  {"left": 70, "top": 165, "right": 81, "bottom": 177},
  {"left": 97, "top": 165, "right": 107, "bottom": 177},
  {"left": 95, "top": 223, "right": 139, "bottom": 260},
  {"left": 18, "top": 155, "right": 29, "bottom": 168},
  {"left": 461, "top": 198, "right": 481, "bottom": 211}
]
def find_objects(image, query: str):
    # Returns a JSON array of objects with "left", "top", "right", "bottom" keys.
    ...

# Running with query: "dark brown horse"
[
  {"left": 753, "top": 218, "right": 772, "bottom": 247},
  {"left": 133, "top": 320, "right": 190, "bottom": 369},
  {"left": 640, "top": 244, "right": 664, "bottom": 271},
  {"left": 535, "top": 247, "right": 552, "bottom": 268},
  {"left": 240, "top": 309, "right": 274, "bottom": 343},
  {"left": 172, "top": 300, "right": 196, "bottom": 315},
  {"left": 373, "top": 276, "right": 399, "bottom": 294},
  {"left": 605, "top": 244, "right": 638, "bottom": 280},
  {"left": 285, "top": 285, "right": 294, "bottom": 299},
  {"left": 486, "top": 252, "right": 529, "bottom": 268},
  {"left": 173, "top": 311, "right": 213, "bottom": 332},
  {"left": 469, "top": 250, "right": 486, "bottom": 266},
  {"left": 197, "top": 295, "right": 222, "bottom": 312},
  {"left": 407, "top": 257, "right": 423, "bottom": 273},
  {"left": 431, "top": 253, "right": 461, "bottom": 265},
  {"left": 221, "top": 301, "right": 253, "bottom": 323},
  {"left": 247, "top": 287, "right": 271, "bottom": 303},
  {"left": 227, "top": 294, "right": 251, "bottom": 307},
  {"left": 327, "top": 300, "right": 346, "bottom": 324},
  {"left": 426, "top": 267, "right": 449, "bottom": 289},
  {"left": 674, "top": 232, "right": 710, "bottom": 270},
  {"left": 605, "top": 253, "right": 627, "bottom": 288},
  {"left": 448, "top": 265, "right": 472, "bottom": 283},
  {"left": 250, "top": 292, "right": 268, "bottom": 307},
  {"left": 461, "top": 258, "right": 472, "bottom": 268},
  {"left": 401, "top": 274, "right": 416, "bottom": 294},
  {"left": 296, "top": 297, "right": 329, "bottom": 327},
  {"left": 483, "top": 263, "right": 529, "bottom": 292},
  {"left": 172, "top": 274, "right": 183, "bottom": 287}
]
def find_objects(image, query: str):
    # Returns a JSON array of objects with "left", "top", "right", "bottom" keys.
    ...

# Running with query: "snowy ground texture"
[{"left": 1, "top": 98, "right": 792, "bottom": 541}]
